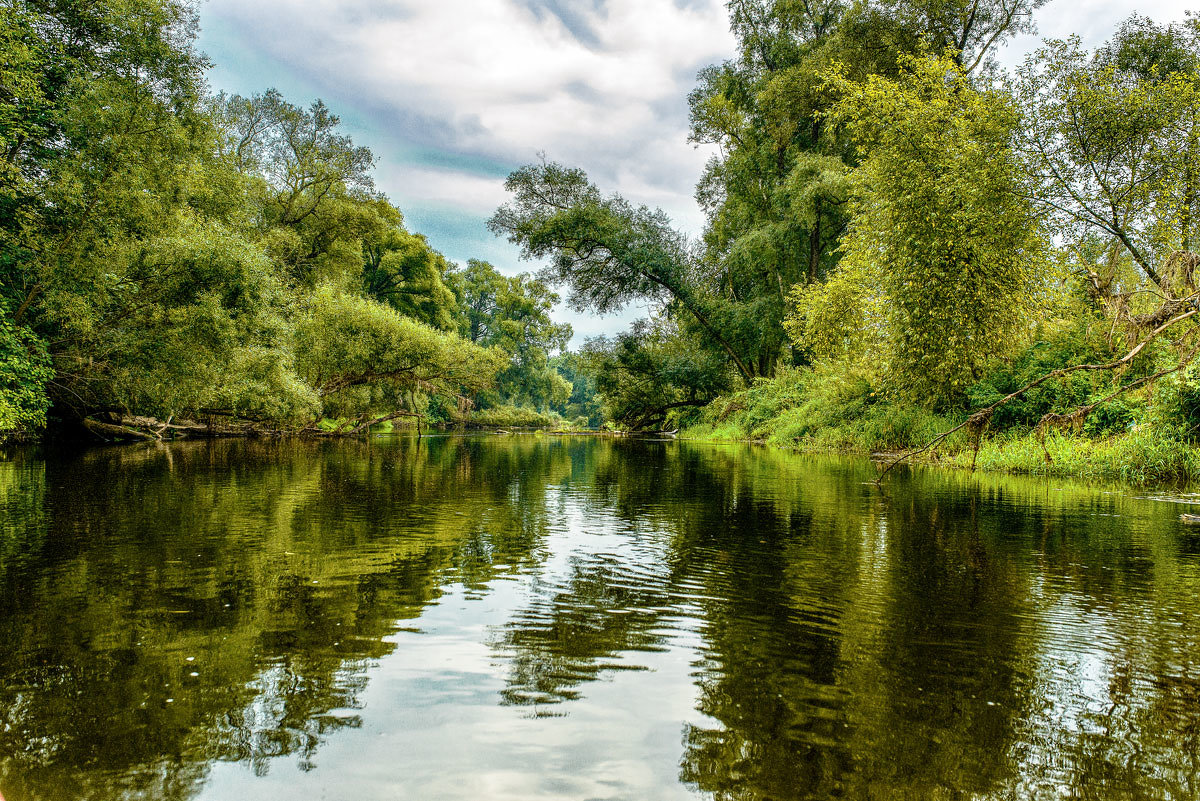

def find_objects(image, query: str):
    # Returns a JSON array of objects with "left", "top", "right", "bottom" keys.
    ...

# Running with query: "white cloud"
[
  {"left": 200, "top": 0, "right": 734, "bottom": 234},
  {"left": 374, "top": 164, "right": 511, "bottom": 218},
  {"left": 1001, "top": 0, "right": 1194, "bottom": 69}
]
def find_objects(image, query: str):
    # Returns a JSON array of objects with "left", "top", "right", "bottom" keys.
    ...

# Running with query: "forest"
[{"left": 3, "top": 0, "right": 1200, "bottom": 481}]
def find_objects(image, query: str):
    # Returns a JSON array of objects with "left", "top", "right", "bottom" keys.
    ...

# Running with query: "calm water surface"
[{"left": 2, "top": 436, "right": 1200, "bottom": 800}]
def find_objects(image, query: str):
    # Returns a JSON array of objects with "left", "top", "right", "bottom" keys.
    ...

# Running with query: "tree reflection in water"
[{"left": 0, "top": 438, "right": 1198, "bottom": 800}]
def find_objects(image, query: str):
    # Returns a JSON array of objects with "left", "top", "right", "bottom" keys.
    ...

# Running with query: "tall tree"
[
  {"left": 1012, "top": 17, "right": 1200, "bottom": 294},
  {"left": 788, "top": 54, "right": 1047, "bottom": 405},
  {"left": 489, "top": 161, "right": 757, "bottom": 382}
]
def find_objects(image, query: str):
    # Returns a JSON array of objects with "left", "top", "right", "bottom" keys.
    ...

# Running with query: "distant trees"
[
  {"left": 581, "top": 319, "right": 729, "bottom": 431},
  {"left": 447, "top": 259, "right": 573, "bottom": 412}
]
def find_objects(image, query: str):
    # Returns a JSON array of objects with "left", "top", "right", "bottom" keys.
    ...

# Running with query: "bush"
[
  {"left": 685, "top": 364, "right": 961, "bottom": 454},
  {"left": 0, "top": 309, "right": 54, "bottom": 438},
  {"left": 469, "top": 405, "right": 564, "bottom": 430}
]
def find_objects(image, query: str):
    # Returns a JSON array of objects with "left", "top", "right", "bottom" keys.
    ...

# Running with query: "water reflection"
[{"left": 0, "top": 437, "right": 1198, "bottom": 799}]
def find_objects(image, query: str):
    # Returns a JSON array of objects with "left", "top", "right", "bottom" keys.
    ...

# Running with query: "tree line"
[
  {"left": 5, "top": 0, "right": 1199, "bottom": 460},
  {"left": 0, "top": 0, "right": 598, "bottom": 442}
]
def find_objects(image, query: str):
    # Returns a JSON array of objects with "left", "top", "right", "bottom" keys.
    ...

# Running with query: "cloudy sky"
[{"left": 196, "top": 0, "right": 1193, "bottom": 343}]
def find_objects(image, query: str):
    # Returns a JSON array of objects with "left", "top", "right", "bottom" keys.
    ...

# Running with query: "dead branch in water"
[{"left": 874, "top": 272, "right": 1200, "bottom": 484}]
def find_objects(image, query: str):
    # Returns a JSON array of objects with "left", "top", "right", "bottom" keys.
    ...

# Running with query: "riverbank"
[{"left": 679, "top": 371, "right": 1200, "bottom": 485}]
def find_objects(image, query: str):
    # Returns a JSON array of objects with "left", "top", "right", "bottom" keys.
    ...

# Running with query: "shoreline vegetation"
[
  {"left": 680, "top": 395, "right": 1200, "bottom": 486},
  {"left": 4, "top": 1, "right": 1200, "bottom": 491}
]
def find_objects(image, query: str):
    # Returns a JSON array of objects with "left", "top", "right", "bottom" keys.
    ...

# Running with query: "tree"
[
  {"left": 549, "top": 352, "right": 604, "bottom": 428},
  {"left": 582, "top": 319, "right": 729, "bottom": 431},
  {"left": 876, "top": 19, "right": 1200, "bottom": 475},
  {"left": 1012, "top": 17, "right": 1200, "bottom": 294},
  {"left": 447, "top": 259, "right": 573, "bottom": 411},
  {"left": 0, "top": 1, "right": 510, "bottom": 439},
  {"left": 294, "top": 284, "right": 502, "bottom": 428},
  {"left": 874, "top": 0, "right": 1050, "bottom": 73},
  {"left": 686, "top": 0, "right": 1048, "bottom": 376},
  {"left": 215, "top": 89, "right": 377, "bottom": 286},
  {"left": 489, "top": 161, "right": 757, "bottom": 382},
  {"left": 360, "top": 199, "right": 458, "bottom": 330},
  {"left": 788, "top": 53, "right": 1047, "bottom": 405},
  {"left": 0, "top": 300, "right": 53, "bottom": 435}
]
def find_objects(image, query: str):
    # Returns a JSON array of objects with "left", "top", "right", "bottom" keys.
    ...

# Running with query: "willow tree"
[
  {"left": 788, "top": 54, "right": 1047, "bottom": 406},
  {"left": 688, "top": 0, "right": 1049, "bottom": 374},
  {"left": 488, "top": 161, "right": 757, "bottom": 382},
  {"left": 294, "top": 285, "right": 503, "bottom": 431}
]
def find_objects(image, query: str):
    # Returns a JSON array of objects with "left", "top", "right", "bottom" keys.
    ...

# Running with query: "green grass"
[
  {"left": 955, "top": 427, "right": 1200, "bottom": 484},
  {"left": 682, "top": 365, "right": 962, "bottom": 454},
  {"left": 681, "top": 365, "right": 1199, "bottom": 485}
]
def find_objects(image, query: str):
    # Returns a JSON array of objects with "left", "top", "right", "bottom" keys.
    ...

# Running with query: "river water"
[{"left": 1, "top": 436, "right": 1199, "bottom": 800}]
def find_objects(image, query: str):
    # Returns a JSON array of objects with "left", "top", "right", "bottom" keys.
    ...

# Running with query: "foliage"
[
  {"left": 964, "top": 425, "right": 1200, "bottom": 483},
  {"left": 687, "top": 0, "right": 1046, "bottom": 378},
  {"left": 686, "top": 364, "right": 961, "bottom": 453},
  {"left": 0, "top": 0, "right": 582, "bottom": 438},
  {"left": 447, "top": 259, "right": 573, "bottom": 412},
  {"left": 549, "top": 353, "right": 604, "bottom": 428},
  {"left": 0, "top": 303, "right": 53, "bottom": 434},
  {"left": 1012, "top": 17, "right": 1200, "bottom": 290},
  {"left": 489, "top": 161, "right": 757, "bottom": 382},
  {"left": 789, "top": 53, "right": 1048, "bottom": 406},
  {"left": 359, "top": 199, "right": 458, "bottom": 330},
  {"left": 294, "top": 285, "right": 503, "bottom": 420},
  {"left": 962, "top": 313, "right": 1123, "bottom": 431},
  {"left": 581, "top": 318, "right": 730, "bottom": 431},
  {"left": 488, "top": 0, "right": 1050, "bottom": 429},
  {"left": 468, "top": 405, "right": 565, "bottom": 430}
]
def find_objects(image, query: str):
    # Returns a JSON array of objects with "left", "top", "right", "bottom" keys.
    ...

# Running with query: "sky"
[{"left": 195, "top": 0, "right": 1194, "bottom": 344}]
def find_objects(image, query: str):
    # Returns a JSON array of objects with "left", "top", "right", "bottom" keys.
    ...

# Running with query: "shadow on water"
[{"left": 0, "top": 437, "right": 1199, "bottom": 799}]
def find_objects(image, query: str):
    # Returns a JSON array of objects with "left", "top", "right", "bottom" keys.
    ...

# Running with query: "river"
[{"left": 1, "top": 435, "right": 1199, "bottom": 800}]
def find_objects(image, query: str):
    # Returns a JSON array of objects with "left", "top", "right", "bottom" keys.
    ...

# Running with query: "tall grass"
[
  {"left": 683, "top": 365, "right": 962, "bottom": 454},
  {"left": 682, "top": 363, "right": 1199, "bottom": 485},
  {"left": 961, "top": 427, "right": 1200, "bottom": 484}
]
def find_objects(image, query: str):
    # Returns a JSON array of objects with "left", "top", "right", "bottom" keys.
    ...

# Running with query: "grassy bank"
[
  {"left": 679, "top": 366, "right": 1200, "bottom": 485},
  {"left": 952, "top": 428, "right": 1200, "bottom": 484}
]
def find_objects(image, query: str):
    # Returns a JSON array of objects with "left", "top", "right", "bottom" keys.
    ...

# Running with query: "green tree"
[
  {"left": 360, "top": 199, "right": 458, "bottom": 330},
  {"left": 294, "top": 284, "right": 502, "bottom": 427},
  {"left": 0, "top": 1, "right": 510, "bottom": 438},
  {"left": 489, "top": 161, "right": 757, "bottom": 382},
  {"left": 1012, "top": 17, "right": 1200, "bottom": 292},
  {"left": 549, "top": 352, "right": 604, "bottom": 427},
  {"left": 582, "top": 318, "right": 730, "bottom": 431},
  {"left": 447, "top": 259, "right": 573, "bottom": 411},
  {"left": 789, "top": 54, "right": 1047, "bottom": 405},
  {"left": 686, "top": 0, "right": 1047, "bottom": 376},
  {"left": 215, "top": 89, "right": 377, "bottom": 286},
  {"left": 0, "top": 301, "right": 53, "bottom": 435}
]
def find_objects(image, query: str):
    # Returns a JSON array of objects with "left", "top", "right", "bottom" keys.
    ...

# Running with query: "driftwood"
[{"left": 82, "top": 413, "right": 275, "bottom": 442}]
